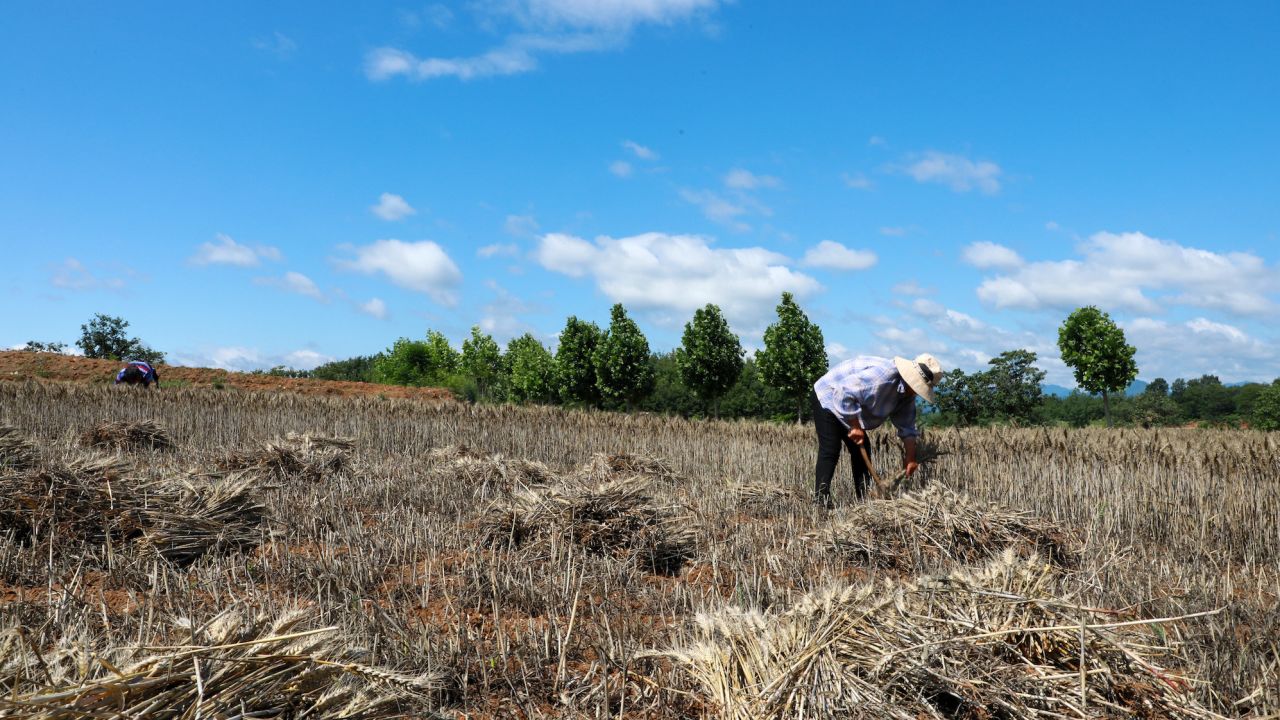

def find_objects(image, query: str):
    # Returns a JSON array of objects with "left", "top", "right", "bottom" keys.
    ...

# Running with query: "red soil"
[{"left": 0, "top": 350, "right": 452, "bottom": 401}]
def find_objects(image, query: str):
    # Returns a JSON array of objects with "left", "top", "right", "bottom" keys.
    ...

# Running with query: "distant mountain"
[{"left": 1041, "top": 379, "right": 1149, "bottom": 398}]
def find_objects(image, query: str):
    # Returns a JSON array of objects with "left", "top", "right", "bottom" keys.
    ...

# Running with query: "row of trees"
[
  {"left": 346, "top": 293, "right": 828, "bottom": 421},
  {"left": 23, "top": 314, "right": 166, "bottom": 365}
]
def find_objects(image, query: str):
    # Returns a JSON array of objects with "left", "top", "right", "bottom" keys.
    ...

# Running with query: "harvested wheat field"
[{"left": 1, "top": 381, "right": 1277, "bottom": 718}]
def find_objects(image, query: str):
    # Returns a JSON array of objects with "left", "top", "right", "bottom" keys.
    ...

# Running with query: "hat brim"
[{"left": 894, "top": 355, "right": 936, "bottom": 403}]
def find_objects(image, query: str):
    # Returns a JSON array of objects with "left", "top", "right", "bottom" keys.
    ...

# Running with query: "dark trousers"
[{"left": 812, "top": 391, "right": 873, "bottom": 503}]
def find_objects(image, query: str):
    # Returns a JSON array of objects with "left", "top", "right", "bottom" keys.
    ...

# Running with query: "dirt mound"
[{"left": 0, "top": 350, "right": 452, "bottom": 401}]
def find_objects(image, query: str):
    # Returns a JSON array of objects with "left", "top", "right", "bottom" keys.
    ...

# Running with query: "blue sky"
[{"left": 3, "top": 1, "right": 1278, "bottom": 385}]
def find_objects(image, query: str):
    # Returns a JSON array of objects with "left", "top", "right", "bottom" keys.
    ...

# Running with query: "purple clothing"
[
  {"left": 813, "top": 355, "right": 918, "bottom": 438},
  {"left": 115, "top": 361, "right": 160, "bottom": 387}
]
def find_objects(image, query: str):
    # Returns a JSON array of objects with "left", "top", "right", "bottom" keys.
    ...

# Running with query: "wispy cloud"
[
  {"left": 900, "top": 150, "right": 1002, "bottom": 194},
  {"left": 255, "top": 271, "right": 325, "bottom": 301},
  {"left": 724, "top": 168, "right": 780, "bottom": 190},
  {"left": 504, "top": 214, "right": 540, "bottom": 237},
  {"left": 253, "top": 31, "right": 297, "bottom": 59},
  {"left": 49, "top": 258, "right": 135, "bottom": 292},
  {"left": 622, "top": 139, "right": 657, "bottom": 160},
  {"left": 961, "top": 241, "right": 1023, "bottom": 270},
  {"left": 190, "top": 233, "right": 282, "bottom": 267},
  {"left": 365, "top": 0, "right": 722, "bottom": 82},
  {"left": 800, "top": 240, "right": 877, "bottom": 271},
  {"left": 478, "top": 243, "right": 520, "bottom": 258},
  {"left": 609, "top": 160, "right": 633, "bottom": 178},
  {"left": 841, "top": 172, "right": 874, "bottom": 190},
  {"left": 370, "top": 192, "right": 417, "bottom": 221}
]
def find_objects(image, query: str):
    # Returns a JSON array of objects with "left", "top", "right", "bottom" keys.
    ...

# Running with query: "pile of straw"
[
  {"left": 663, "top": 551, "right": 1223, "bottom": 719},
  {"left": 0, "top": 608, "right": 441, "bottom": 719},
  {"left": 0, "top": 456, "right": 145, "bottom": 546},
  {"left": 222, "top": 432, "right": 354, "bottom": 482},
  {"left": 138, "top": 473, "right": 270, "bottom": 566},
  {"left": 0, "top": 425, "right": 36, "bottom": 471},
  {"left": 0, "top": 456, "right": 268, "bottom": 565},
  {"left": 576, "top": 451, "right": 681, "bottom": 484},
  {"left": 430, "top": 451, "right": 556, "bottom": 496},
  {"left": 78, "top": 419, "right": 174, "bottom": 451},
  {"left": 480, "top": 475, "right": 698, "bottom": 574},
  {"left": 805, "top": 484, "right": 1076, "bottom": 572}
]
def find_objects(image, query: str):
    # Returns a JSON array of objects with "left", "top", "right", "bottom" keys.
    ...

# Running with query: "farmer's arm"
[{"left": 891, "top": 399, "right": 920, "bottom": 475}]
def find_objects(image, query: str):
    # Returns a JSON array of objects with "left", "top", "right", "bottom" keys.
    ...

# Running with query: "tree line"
[{"left": 22, "top": 305, "right": 1280, "bottom": 430}]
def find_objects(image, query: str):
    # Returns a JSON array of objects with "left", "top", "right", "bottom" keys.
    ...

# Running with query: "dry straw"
[
  {"left": 0, "top": 608, "right": 442, "bottom": 719},
  {"left": 663, "top": 551, "right": 1226, "bottom": 720},
  {"left": 221, "top": 431, "right": 354, "bottom": 482},
  {"left": 78, "top": 419, "right": 174, "bottom": 452}
]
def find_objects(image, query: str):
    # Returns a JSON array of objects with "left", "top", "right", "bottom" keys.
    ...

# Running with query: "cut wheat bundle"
[
  {"left": 0, "top": 425, "right": 37, "bottom": 471},
  {"left": 804, "top": 484, "right": 1076, "bottom": 572},
  {"left": 662, "top": 551, "right": 1226, "bottom": 720},
  {"left": 435, "top": 453, "right": 557, "bottom": 496},
  {"left": 221, "top": 432, "right": 354, "bottom": 482},
  {"left": 478, "top": 474, "right": 697, "bottom": 575},
  {"left": 0, "top": 608, "right": 443, "bottom": 719},
  {"left": 137, "top": 472, "right": 270, "bottom": 566},
  {"left": 0, "top": 455, "right": 147, "bottom": 547},
  {"left": 78, "top": 419, "right": 174, "bottom": 451},
  {"left": 575, "top": 451, "right": 681, "bottom": 484}
]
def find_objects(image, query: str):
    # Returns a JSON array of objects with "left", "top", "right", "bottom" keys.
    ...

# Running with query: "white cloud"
[
  {"left": 478, "top": 243, "right": 520, "bottom": 258},
  {"left": 479, "top": 280, "right": 542, "bottom": 342},
  {"left": 826, "top": 342, "right": 851, "bottom": 363},
  {"left": 172, "top": 346, "right": 334, "bottom": 372},
  {"left": 975, "top": 231, "right": 1277, "bottom": 315},
  {"left": 366, "top": 0, "right": 719, "bottom": 81},
  {"left": 190, "top": 233, "right": 282, "bottom": 267},
  {"left": 504, "top": 213, "right": 540, "bottom": 237},
  {"left": 842, "top": 172, "right": 874, "bottom": 190},
  {"left": 724, "top": 168, "right": 780, "bottom": 190},
  {"left": 961, "top": 241, "right": 1024, "bottom": 270},
  {"left": 609, "top": 160, "right": 633, "bottom": 178},
  {"left": 255, "top": 271, "right": 324, "bottom": 301},
  {"left": 879, "top": 226, "right": 907, "bottom": 237},
  {"left": 868, "top": 135, "right": 887, "bottom": 147},
  {"left": 358, "top": 297, "right": 388, "bottom": 319},
  {"left": 370, "top": 192, "right": 417, "bottom": 221},
  {"left": 800, "top": 240, "right": 877, "bottom": 271},
  {"left": 1124, "top": 317, "right": 1279, "bottom": 383},
  {"left": 337, "top": 239, "right": 462, "bottom": 306},
  {"left": 535, "top": 231, "right": 821, "bottom": 333},
  {"left": 680, "top": 188, "right": 750, "bottom": 231},
  {"left": 622, "top": 139, "right": 657, "bottom": 160},
  {"left": 901, "top": 151, "right": 1002, "bottom": 194}
]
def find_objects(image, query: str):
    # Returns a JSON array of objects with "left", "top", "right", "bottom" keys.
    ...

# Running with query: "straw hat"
[{"left": 894, "top": 353, "right": 942, "bottom": 403}]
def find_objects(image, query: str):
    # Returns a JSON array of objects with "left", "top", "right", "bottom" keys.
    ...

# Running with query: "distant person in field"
[
  {"left": 115, "top": 360, "right": 161, "bottom": 389},
  {"left": 811, "top": 353, "right": 941, "bottom": 507}
]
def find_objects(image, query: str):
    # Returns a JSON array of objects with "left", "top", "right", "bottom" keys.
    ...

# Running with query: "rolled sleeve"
[{"left": 890, "top": 401, "right": 919, "bottom": 439}]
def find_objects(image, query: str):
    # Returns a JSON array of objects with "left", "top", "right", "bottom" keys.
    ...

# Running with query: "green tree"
[
  {"left": 22, "top": 341, "right": 66, "bottom": 353},
  {"left": 931, "top": 368, "right": 988, "bottom": 426},
  {"left": 674, "top": 304, "right": 744, "bottom": 417},
  {"left": 77, "top": 313, "right": 165, "bottom": 364},
  {"left": 1251, "top": 379, "right": 1280, "bottom": 431},
  {"left": 1171, "top": 375, "right": 1234, "bottom": 424},
  {"left": 984, "top": 349, "right": 1046, "bottom": 425},
  {"left": 310, "top": 355, "right": 380, "bottom": 382},
  {"left": 371, "top": 330, "right": 459, "bottom": 387},
  {"left": 640, "top": 352, "right": 707, "bottom": 417},
  {"left": 506, "top": 334, "right": 557, "bottom": 404},
  {"left": 756, "top": 292, "right": 827, "bottom": 422},
  {"left": 593, "top": 304, "right": 655, "bottom": 410},
  {"left": 1056, "top": 306, "right": 1138, "bottom": 427},
  {"left": 555, "top": 316, "right": 604, "bottom": 407},
  {"left": 1145, "top": 377, "right": 1169, "bottom": 397},
  {"left": 461, "top": 326, "right": 504, "bottom": 401}
]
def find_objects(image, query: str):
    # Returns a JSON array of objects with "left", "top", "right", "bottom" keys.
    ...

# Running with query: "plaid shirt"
[{"left": 813, "top": 355, "right": 919, "bottom": 438}]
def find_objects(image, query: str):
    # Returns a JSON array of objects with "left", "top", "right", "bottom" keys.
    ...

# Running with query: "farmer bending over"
[
  {"left": 811, "top": 353, "right": 940, "bottom": 507},
  {"left": 115, "top": 360, "right": 161, "bottom": 389}
]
